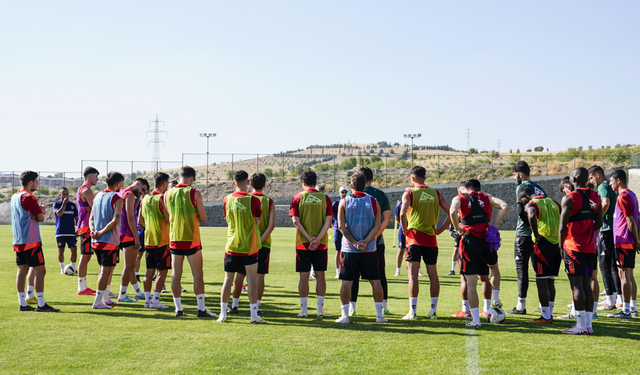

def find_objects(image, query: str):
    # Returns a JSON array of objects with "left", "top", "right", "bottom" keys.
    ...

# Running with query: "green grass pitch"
[{"left": 1, "top": 225, "right": 639, "bottom": 374}]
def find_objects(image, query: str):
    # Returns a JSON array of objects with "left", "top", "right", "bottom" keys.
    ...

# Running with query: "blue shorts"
[
  {"left": 398, "top": 230, "right": 406, "bottom": 249},
  {"left": 334, "top": 230, "right": 343, "bottom": 251},
  {"left": 56, "top": 236, "right": 77, "bottom": 249}
]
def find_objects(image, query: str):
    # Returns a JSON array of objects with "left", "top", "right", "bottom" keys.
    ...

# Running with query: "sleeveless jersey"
[
  {"left": 91, "top": 190, "right": 121, "bottom": 250},
  {"left": 11, "top": 191, "right": 41, "bottom": 248},
  {"left": 341, "top": 194, "right": 377, "bottom": 253},
  {"left": 77, "top": 184, "right": 91, "bottom": 234},
  {"left": 531, "top": 196, "right": 560, "bottom": 244},
  {"left": 516, "top": 181, "right": 547, "bottom": 237},
  {"left": 613, "top": 189, "right": 639, "bottom": 246},
  {"left": 165, "top": 186, "right": 200, "bottom": 244},
  {"left": 564, "top": 188, "right": 600, "bottom": 253},
  {"left": 140, "top": 191, "right": 168, "bottom": 248},
  {"left": 224, "top": 194, "right": 260, "bottom": 255},
  {"left": 407, "top": 186, "right": 439, "bottom": 235},
  {"left": 253, "top": 193, "right": 272, "bottom": 248},
  {"left": 458, "top": 191, "right": 492, "bottom": 238},
  {"left": 118, "top": 188, "right": 135, "bottom": 241},
  {"left": 296, "top": 191, "right": 329, "bottom": 248}
]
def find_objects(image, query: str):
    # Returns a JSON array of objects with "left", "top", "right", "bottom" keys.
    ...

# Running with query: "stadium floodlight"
[
  {"left": 403, "top": 133, "right": 422, "bottom": 166},
  {"left": 199, "top": 133, "right": 217, "bottom": 193}
]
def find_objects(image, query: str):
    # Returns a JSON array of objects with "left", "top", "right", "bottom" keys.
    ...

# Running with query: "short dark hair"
[
  {"left": 317, "top": 184, "right": 325, "bottom": 193},
  {"left": 170, "top": 179, "right": 178, "bottom": 186},
  {"left": 300, "top": 170, "right": 317, "bottom": 186},
  {"left": 19, "top": 171, "right": 39, "bottom": 187},
  {"left": 251, "top": 173, "right": 266, "bottom": 190},
  {"left": 467, "top": 179, "right": 481, "bottom": 191},
  {"left": 559, "top": 176, "right": 571, "bottom": 193},
  {"left": 180, "top": 166, "right": 196, "bottom": 179},
  {"left": 511, "top": 161, "right": 530, "bottom": 176},
  {"left": 351, "top": 172, "right": 366, "bottom": 191},
  {"left": 106, "top": 172, "right": 125, "bottom": 187},
  {"left": 457, "top": 181, "right": 467, "bottom": 190},
  {"left": 135, "top": 177, "right": 150, "bottom": 190},
  {"left": 154, "top": 172, "right": 170, "bottom": 189},
  {"left": 517, "top": 185, "right": 535, "bottom": 201},
  {"left": 410, "top": 165, "right": 426, "bottom": 179},
  {"left": 610, "top": 169, "right": 627, "bottom": 185},
  {"left": 234, "top": 170, "right": 249, "bottom": 183},
  {"left": 588, "top": 165, "right": 604, "bottom": 177},
  {"left": 358, "top": 167, "right": 374, "bottom": 182},
  {"left": 571, "top": 167, "right": 589, "bottom": 186},
  {"left": 83, "top": 166, "right": 99, "bottom": 178},
  {"left": 60, "top": 187, "right": 68, "bottom": 192}
]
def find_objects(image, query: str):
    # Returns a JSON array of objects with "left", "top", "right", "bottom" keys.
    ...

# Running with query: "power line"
[{"left": 147, "top": 114, "right": 167, "bottom": 174}]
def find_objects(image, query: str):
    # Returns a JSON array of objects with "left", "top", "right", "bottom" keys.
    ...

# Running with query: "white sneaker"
[
  {"left": 297, "top": 312, "right": 309, "bottom": 318},
  {"left": 309, "top": 273, "right": 316, "bottom": 280},
  {"left": 250, "top": 317, "right": 266, "bottom": 324},
  {"left": 465, "top": 320, "right": 481, "bottom": 328},
  {"left": 150, "top": 301, "right": 169, "bottom": 309},
  {"left": 217, "top": 314, "right": 227, "bottom": 323},
  {"left": 376, "top": 316, "right": 389, "bottom": 323},
  {"left": 335, "top": 316, "right": 350, "bottom": 324}
]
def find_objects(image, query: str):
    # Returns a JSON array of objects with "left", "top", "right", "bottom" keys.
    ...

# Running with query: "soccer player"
[
  {"left": 134, "top": 197, "right": 146, "bottom": 284},
  {"left": 335, "top": 172, "right": 386, "bottom": 324},
  {"left": 89, "top": 172, "right": 125, "bottom": 309},
  {"left": 589, "top": 165, "right": 622, "bottom": 311},
  {"left": 332, "top": 186, "right": 349, "bottom": 279},
  {"left": 139, "top": 172, "right": 171, "bottom": 309},
  {"left": 347, "top": 167, "right": 391, "bottom": 316},
  {"left": 508, "top": 161, "right": 547, "bottom": 315},
  {"left": 400, "top": 165, "right": 451, "bottom": 320},
  {"left": 519, "top": 186, "right": 561, "bottom": 323},
  {"left": 13, "top": 171, "right": 59, "bottom": 312},
  {"left": 447, "top": 224, "right": 460, "bottom": 276},
  {"left": 559, "top": 168, "right": 602, "bottom": 335},
  {"left": 217, "top": 170, "right": 264, "bottom": 324},
  {"left": 450, "top": 180, "right": 509, "bottom": 327},
  {"left": 290, "top": 170, "right": 333, "bottom": 318},
  {"left": 394, "top": 200, "right": 406, "bottom": 276},
  {"left": 226, "top": 173, "right": 275, "bottom": 316},
  {"left": 53, "top": 187, "right": 78, "bottom": 274},
  {"left": 164, "top": 166, "right": 216, "bottom": 317},
  {"left": 607, "top": 169, "right": 639, "bottom": 318},
  {"left": 170, "top": 179, "right": 178, "bottom": 188},
  {"left": 77, "top": 166, "right": 99, "bottom": 296},
  {"left": 117, "top": 178, "right": 149, "bottom": 303}
]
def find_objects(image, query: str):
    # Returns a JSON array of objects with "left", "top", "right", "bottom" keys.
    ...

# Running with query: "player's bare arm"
[
  {"left": 449, "top": 196, "right": 465, "bottom": 236},
  {"left": 376, "top": 209, "right": 390, "bottom": 238},
  {"left": 400, "top": 191, "right": 411, "bottom": 236},
  {"left": 436, "top": 192, "right": 452, "bottom": 235},
  {"left": 260, "top": 203, "right": 276, "bottom": 244},
  {"left": 292, "top": 216, "right": 315, "bottom": 244},
  {"left": 125, "top": 194, "right": 140, "bottom": 249},
  {"left": 310, "top": 216, "right": 333, "bottom": 250},
  {"left": 82, "top": 188, "right": 95, "bottom": 210},
  {"left": 56, "top": 197, "right": 68, "bottom": 217},
  {"left": 558, "top": 195, "right": 573, "bottom": 254},
  {"left": 488, "top": 194, "right": 510, "bottom": 227},
  {"left": 525, "top": 202, "right": 540, "bottom": 241},
  {"left": 601, "top": 196, "right": 610, "bottom": 215},
  {"left": 138, "top": 213, "right": 146, "bottom": 228},
  {"left": 594, "top": 202, "right": 603, "bottom": 232},
  {"left": 194, "top": 189, "right": 207, "bottom": 223}
]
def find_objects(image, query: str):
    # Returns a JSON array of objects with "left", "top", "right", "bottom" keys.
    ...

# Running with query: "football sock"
[
  {"left": 623, "top": 302, "right": 630, "bottom": 314},
  {"left": 617, "top": 294, "right": 623, "bottom": 305},
  {"left": 27, "top": 285, "right": 35, "bottom": 299},
  {"left": 59, "top": 262, "right": 65, "bottom": 271},
  {"left": 492, "top": 290, "right": 500, "bottom": 303},
  {"left": 232, "top": 298, "right": 239, "bottom": 309},
  {"left": 131, "top": 283, "right": 142, "bottom": 294},
  {"left": 541, "top": 306, "right": 551, "bottom": 320},
  {"left": 257, "top": 299, "right": 261, "bottom": 309},
  {"left": 570, "top": 303, "right": 576, "bottom": 316},
  {"left": 250, "top": 303, "right": 258, "bottom": 319},
  {"left": 576, "top": 310, "right": 586, "bottom": 329},
  {"left": 516, "top": 297, "right": 526, "bottom": 310},
  {"left": 349, "top": 301, "right": 357, "bottom": 314},
  {"left": 36, "top": 292, "right": 45, "bottom": 308},
  {"left": 119, "top": 285, "right": 128, "bottom": 298},
  {"left": 483, "top": 299, "right": 491, "bottom": 312},
  {"left": 18, "top": 292, "right": 26, "bottom": 306},
  {"left": 336, "top": 268, "right": 340, "bottom": 276},
  {"left": 340, "top": 304, "right": 349, "bottom": 318},
  {"left": 317, "top": 296, "right": 325, "bottom": 313},
  {"left": 196, "top": 294, "right": 205, "bottom": 311},
  {"left": 593, "top": 302, "right": 598, "bottom": 313},
  {"left": 375, "top": 302, "right": 384, "bottom": 318},
  {"left": 631, "top": 300, "right": 637, "bottom": 311},
  {"left": 105, "top": 285, "right": 112, "bottom": 297},
  {"left": 462, "top": 300, "right": 470, "bottom": 313},
  {"left": 396, "top": 268, "right": 401, "bottom": 274},
  {"left": 549, "top": 301, "right": 555, "bottom": 315},
  {"left": 585, "top": 311, "right": 593, "bottom": 329},
  {"left": 144, "top": 291, "right": 151, "bottom": 303},
  {"left": 103, "top": 287, "right": 110, "bottom": 302},
  {"left": 78, "top": 277, "right": 87, "bottom": 291},
  {"left": 153, "top": 291, "right": 161, "bottom": 302},
  {"left": 429, "top": 297, "right": 438, "bottom": 315},
  {"left": 135, "top": 272, "right": 139, "bottom": 277},
  {"left": 451, "top": 261, "right": 457, "bottom": 271},
  {"left": 71, "top": 262, "right": 76, "bottom": 269},
  {"left": 93, "top": 290, "right": 105, "bottom": 307},
  {"left": 470, "top": 307, "right": 480, "bottom": 323},
  {"left": 409, "top": 297, "right": 418, "bottom": 315},
  {"left": 173, "top": 297, "right": 183, "bottom": 312},
  {"left": 300, "top": 297, "right": 308, "bottom": 315},
  {"left": 220, "top": 302, "right": 228, "bottom": 317},
  {"left": 382, "top": 299, "right": 388, "bottom": 311}
]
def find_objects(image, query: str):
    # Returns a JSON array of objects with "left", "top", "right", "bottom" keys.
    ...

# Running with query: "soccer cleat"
[
  {"left": 197, "top": 309, "right": 218, "bottom": 318},
  {"left": 216, "top": 315, "right": 227, "bottom": 323},
  {"left": 241, "top": 285, "right": 247, "bottom": 292},
  {"left": 107, "top": 291, "right": 118, "bottom": 299},
  {"left": 335, "top": 272, "right": 340, "bottom": 279},
  {"left": 607, "top": 311, "right": 632, "bottom": 318},
  {"left": 26, "top": 296, "right": 37, "bottom": 304},
  {"left": 92, "top": 303, "right": 113, "bottom": 309},
  {"left": 616, "top": 302, "right": 623, "bottom": 308},
  {"left": 506, "top": 307, "right": 527, "bottom": 315},
  {"left": 491, "top": 300, "right": 503, "bottom": 309},
  {"left": 447, "top": 270, "right": 455, "bottom": 276},
  {"left": 317, "top": 312, "right": 328, "bottom": 318},
  {"left": 599, "top": 291, "right": 606, "bottom": 296},
  {"left": 451, "top": 310, "right": 472, "bottom": 318},
  {"left": 402, "top": 313, "right": 417, "bottom": 320},
  {"left": 143, "top": 302, "right": 151, "bottom": 308},
  {"left": 60, "top": 270, "right": 65, "bottom": 275},
  {"left": 257, "top": 310, "right": 264, "bottom": 316},
  {"left": 585, "top": 327, "right": 594, "bottom": 335},
  {"left": 175, "top": 310, "right": 185, "bottom": 317},
  {"left": 349, "top": 310, "right": 356, "bottom": 317},
  {"left": 134, "top": 293, "right": 145, "bottom": 301},
  {"left": 181, "top": 288, "right": 187, "bottom": 293},
  {"left": 597, "top": 304, "right": 617, "bottom": 311},
  {"left": 250, "top": 317, "right": 266, "bottom": 324},
  {"left": 150, "top": 301, "right": 169, "bottom": 309},
  {"left": 535, "top": 307, "right": 542, "bottom": 313},
  {"left": 479, "top": 311, "right": 487, "bottom": 318},
  {"left": 562, "top": 325, "right": 587, "bottom": 335},
  {"left": 104, "top": 299, "right": 117, "bottom": 306},
  {"left": 528, "top": 316, "right": 553, "bottom": 324},
  {"left": 427, "top": 313, "right": 437, "bottom": 320},
  {"left": 297, "top": 312, "right": 309, "bottom": 318},
  {"left": 118, "top": 296, "right": 136, "bottom": 303},
  {"left": 383, "top": 309, "right": 391, "bottom": 316},
  {"left": 227, "top": 306, "right": 239, "bottom": 314},
  {"left": 309, "top": 274, "right": 316, "bottom": 280},
  {"left": 557, "top": 312, "right": 576, "bottom": 320},
  {"left": 631, "top": 310, "right": 639, "bottom": 317},
  {"left": 135, "top": 275, "right": 142, "bottom": 283},
  {"left": 418, "top": 271, "right": 425, "bottom": 277},
  {"left": 394, "top": 272, "right": 401, "bottom": 277},
  {"left": 76, "top": 289, "right": 95, "bottom": 296},
  {"left": 335, "top": 316, "right": 350, "bottom": 324},
  {"left": 593, "top": 311, "right": 598, "bottom": 320},
  {"left": 19, "top": 305, "right": 35, "bottom": 312},
  {"left": 161, "top": 285, "right": 168, "bottom": 293},
  {"left": 37, "top": 303, "right": 60, "bottom": 312},
  {"left": 465, "top": 321, "right": 481, "bottom": 328},
  {"left": 376, "top": 316, "right": 389, "bottom": 323}
]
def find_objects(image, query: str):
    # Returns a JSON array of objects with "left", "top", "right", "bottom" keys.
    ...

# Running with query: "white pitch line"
[{"left": 465, "top": 328, "right": 481, "bottom": 375}]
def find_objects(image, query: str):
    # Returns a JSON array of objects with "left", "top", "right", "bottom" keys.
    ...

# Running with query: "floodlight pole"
[
  {"left": 199, "top": 133, "right": 216, "bottom": 195},
  {"left": 403, "top": 133, "right": 422, "bottom": 167}
]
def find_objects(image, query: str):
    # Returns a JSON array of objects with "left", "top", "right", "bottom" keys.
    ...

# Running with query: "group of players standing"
[{"left": 11, "top": 160, "right": 639, "bottom": 333}]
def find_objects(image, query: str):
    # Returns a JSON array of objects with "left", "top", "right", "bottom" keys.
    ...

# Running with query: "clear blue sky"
[{"left": 1, "top": 1, "right": 638, "bottom": 174}]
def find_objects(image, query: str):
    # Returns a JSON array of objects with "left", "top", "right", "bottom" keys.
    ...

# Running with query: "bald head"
[{"left": 570, "top": 167, "right": 589, "bottom": 188}]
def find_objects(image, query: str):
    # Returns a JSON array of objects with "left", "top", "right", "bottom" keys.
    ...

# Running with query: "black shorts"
[
  {"left": 296, "top": 249, "right": 328, "bottom": 273},
  {"left": 224, "top": 252, "right": 259, "bottom": 273},
  {"left": 79, "top": 232, "right": 94, "bottom": 255},
  {"left": 146, "top": 245, "right": 171, "bottom": 271},
  {"left": 170, "top": 247, "right": 201, "bottom": 257},
  {"left": 119, "top": 241, "right": 136, "bottom": 250},
  {"left": 406, "top": 245, "right": 438, "bottom": 265},
  {"left": 454, "top": 234, "right": 461, "bottom": 249},
  {"left": 564, "top": 250, "right": 597, "bottom": 277},
  {"left": 16, "top": 247, "right": 45, "bottom": 267},
  {"left": 334, "top": 231, "right": 343, "bottom": 251},
  {"left": 339, "top": 251, "right": 380, "bottom": 281},
  {"left": 56, "top": 236, "right": 77, "bottom": 249},
  {"left": 615, "top": 245, "right": 636, "bottom": 269},
  {"left": 459, "top": 235, "right": 490, "bottom": 276},
  {"left": 532, "top": 237, "right": 561, "bottom": 277},
  {"left": 598, "top": 230, "right": 615, "bottom": 260},
  {"left": 236, "top": 247, "right": 271, "bottom": 275},
  {"left": 95, "top": 249, "right": 119, "bottom": 267}
]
